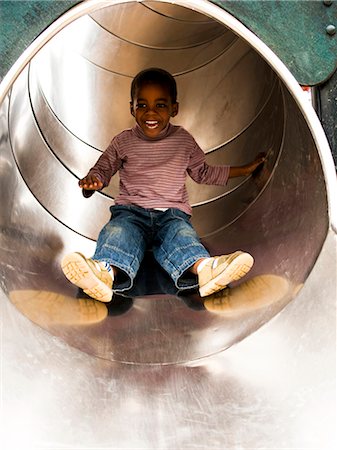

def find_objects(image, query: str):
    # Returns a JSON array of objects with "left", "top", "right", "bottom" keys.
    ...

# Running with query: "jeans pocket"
[{"left": 169, "top": 208, "right": 191, "bottom": 221}]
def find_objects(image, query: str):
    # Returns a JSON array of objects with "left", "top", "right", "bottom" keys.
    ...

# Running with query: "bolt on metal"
[{"left": 326, "top": 24, "right": 336, "bottom": 35}]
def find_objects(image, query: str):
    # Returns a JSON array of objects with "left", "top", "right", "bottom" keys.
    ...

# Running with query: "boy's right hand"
[{"left": 79, "top": 175, "right": 103, "bottom": 191}]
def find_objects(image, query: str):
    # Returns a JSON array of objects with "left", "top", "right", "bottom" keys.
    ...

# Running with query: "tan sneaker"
[
  {"left": 61, "top": 252, "right": 113, "bottom": 302},
  {"left": 203, "top": 274, "right": 291, "bottom": 314},
  {"left": 10, "top": 290, "right": 108, "bottom": 325},
  {"left": 198, "top": 251, "right": 254, "bottom": 297}
]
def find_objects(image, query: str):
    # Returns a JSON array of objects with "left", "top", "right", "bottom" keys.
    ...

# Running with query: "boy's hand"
[
  {"left": 229, "top": 152, "right": 267, "bottom": 178},
  {"left": 248, "top": 152, "right": 266, "bottom": 174},
  {"left": 79, "top": 175, "right": 103, "bottom": 191}
]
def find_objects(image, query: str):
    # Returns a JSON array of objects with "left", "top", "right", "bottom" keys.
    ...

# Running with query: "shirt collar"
[{"left": 132, "top": 123, "right": 174, "bottom": 141}]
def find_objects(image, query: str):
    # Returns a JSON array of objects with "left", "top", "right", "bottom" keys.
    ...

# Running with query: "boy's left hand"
[
  {"left": 247, "top": 152, "right": 266, "bottom": 174},
  {"left": 227, "top": 152, "right": 267, "bottom": 179}
]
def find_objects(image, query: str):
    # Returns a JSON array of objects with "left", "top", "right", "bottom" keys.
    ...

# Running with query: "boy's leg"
[
  {"left": 153, "top": 209, "right": 254, "bottom": 296},
  {"left": 61, "top": 206, "right": 148, "bottom": 301},
  {"left": 93, "top": 206, "right": 148, "bottom": 288},
  {"left": 153, "top": 209, "right": 210, "bottom": 291}
]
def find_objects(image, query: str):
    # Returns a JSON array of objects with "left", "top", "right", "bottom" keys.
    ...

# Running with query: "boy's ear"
[
  {"left": 171, "top": 102, "right": 179, "bottom": 117},
  {"left": 130, "top": 101, "right": 135, "bottom": 117}
]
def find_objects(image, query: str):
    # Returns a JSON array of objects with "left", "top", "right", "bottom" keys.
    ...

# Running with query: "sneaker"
[
  {"left": 61, "top": 252, "right": 113, "bottom": 302},
  {"left": 198, "top": 251, "right": 254, "bottom": 297},
  {"left": 203, "top": 274, "right": 291, "bottom": 314},
  {"left": 10, "top": 289, "right": 108, "bottom": 325}
]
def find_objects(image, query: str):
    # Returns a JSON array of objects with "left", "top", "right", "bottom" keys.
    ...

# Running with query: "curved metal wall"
[{"left": 0, "top": 0, "right": 333, "bottom": 382}]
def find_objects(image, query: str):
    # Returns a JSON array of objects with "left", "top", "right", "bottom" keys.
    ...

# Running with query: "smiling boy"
[{"left": 61, "top": 68, "right": 265, "bottom": 302}]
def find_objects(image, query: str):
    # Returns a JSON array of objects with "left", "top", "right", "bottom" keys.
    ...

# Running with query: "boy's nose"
[
  {"left": 145, "top": 106, "right": 158, "bottom": 115},
  {"left": 147, "top": 104, "right": 156, "bottom": 112}
]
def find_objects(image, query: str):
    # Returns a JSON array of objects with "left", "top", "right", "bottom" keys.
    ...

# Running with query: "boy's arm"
[
  {"left": 229, "top": 152, "right": 266, "bottom": 178},
  {"left": 79, "top": 137, "right": 121, "bottom": 197}
]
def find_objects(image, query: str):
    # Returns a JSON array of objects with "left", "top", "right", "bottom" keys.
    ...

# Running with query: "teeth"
[{"left": 145, "top": 121, "right": 158, "bottom": 128}]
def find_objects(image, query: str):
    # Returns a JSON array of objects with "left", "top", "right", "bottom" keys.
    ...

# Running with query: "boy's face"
[{"left": 130, "top": 83, "right": 179, "bottom": 139}]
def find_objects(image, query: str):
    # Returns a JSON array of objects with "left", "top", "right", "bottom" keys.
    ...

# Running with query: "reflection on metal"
[
  {"left": 0, "top": 1, "right": 336, "bottom": 449},
  {"left": 8, "top": 274, "right": 296, "bottom": 364}
]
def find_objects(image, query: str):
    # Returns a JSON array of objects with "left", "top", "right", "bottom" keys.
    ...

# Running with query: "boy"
[{"left": 61, "top": 68, "right": 265, "bottom": 302}]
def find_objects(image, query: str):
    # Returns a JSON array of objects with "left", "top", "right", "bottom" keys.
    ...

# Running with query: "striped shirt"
[{"left": 88, "top": 123, "right": 230, "bottom": 215}]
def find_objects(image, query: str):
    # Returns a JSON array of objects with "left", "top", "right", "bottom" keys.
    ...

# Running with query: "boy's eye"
[{"left": 135, "top": 102, "right": 168, "bottom": 110}]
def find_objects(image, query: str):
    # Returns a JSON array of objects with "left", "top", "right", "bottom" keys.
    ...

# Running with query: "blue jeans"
[{"left": 93, "top": 205, "right": 210, "bottom": 292}]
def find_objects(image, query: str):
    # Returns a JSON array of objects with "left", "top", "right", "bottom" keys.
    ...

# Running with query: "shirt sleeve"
[
  {"left": 187, "top": 140, "right": 230, "bottom": 186},
  {"left": 87, "top": 136, "right": 123, "bottom": 188}
]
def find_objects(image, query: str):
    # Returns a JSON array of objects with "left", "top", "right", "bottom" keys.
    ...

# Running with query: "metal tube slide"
[{"left": 0, "top": 1, "right": 336, "bottom": 448}]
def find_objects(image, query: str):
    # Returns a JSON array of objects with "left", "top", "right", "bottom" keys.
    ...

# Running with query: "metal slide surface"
[{"left": 0, "top": 1, "right": 336, "bottom": 448}]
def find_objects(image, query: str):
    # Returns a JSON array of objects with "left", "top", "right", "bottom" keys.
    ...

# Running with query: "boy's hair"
[{"left": 131, "top": 68, "right": 177, "bottom": 103}]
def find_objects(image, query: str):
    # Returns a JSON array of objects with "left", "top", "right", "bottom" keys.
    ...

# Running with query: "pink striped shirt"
[{"left": 89, "top": 123, "right": 230, "bottom": 215}]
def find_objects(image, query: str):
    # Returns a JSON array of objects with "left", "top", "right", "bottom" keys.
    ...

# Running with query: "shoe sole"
[
  {"left": 61, "top": 253, "right": 112, "bottom": 303},
  {"left": 199, "top": 252, "right": 254, "bottom": 297}
]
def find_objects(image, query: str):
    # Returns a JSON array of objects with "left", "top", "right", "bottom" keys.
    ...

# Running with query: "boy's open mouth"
[{"left": 145, "top": 120, "right": 159, "bottom": 129}]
